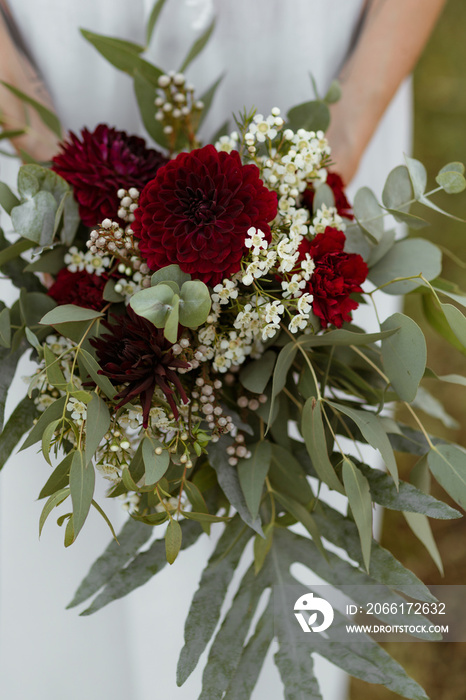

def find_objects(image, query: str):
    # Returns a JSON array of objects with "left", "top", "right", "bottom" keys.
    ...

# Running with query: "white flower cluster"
[
  {"left": 64, "top": 246, "right": 111, "bottom": 276},
  {"left": 311, "top": 203, "right": 345, "bottom": 234},
  {"left": 215, "top": 131, "right": 239, "bottom": 154},
  {"left": 244, "top": 108, "right": 284, "bottom": 155},
  {"left": 241, "top": 227, "right": 277, "bottom": 286}
]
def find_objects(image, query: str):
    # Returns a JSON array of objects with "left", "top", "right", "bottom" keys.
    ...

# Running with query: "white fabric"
[{"left": 0, "top": 2, "right": 410, "bottom": 698}]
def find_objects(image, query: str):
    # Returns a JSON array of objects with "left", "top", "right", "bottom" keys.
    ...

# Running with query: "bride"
[{"left": 0, "top": 1, "right": 446, "bottom": 698}]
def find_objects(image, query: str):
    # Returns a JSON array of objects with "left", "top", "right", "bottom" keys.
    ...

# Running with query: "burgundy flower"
[
  {"left": 47, "top": 269, "right": 106, "bottom": 310},
  {"left": 132, "top": 145, "right": 278, "bottom": 286},
  {"left": 302, "top": 172, "right": 354, "bottom": 220},
  {"left": 90, "top": 307, "right": 188, "bottom": 428},
  {"left": 52, "top": 124, "right": 168, "bottom": 226},
  {"left": 299, "top": 227, "right": 368, "bottom": 328}
]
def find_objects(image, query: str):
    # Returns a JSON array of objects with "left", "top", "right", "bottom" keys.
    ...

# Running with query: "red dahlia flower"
[
  {"left": 52, "top": 124, "right": 168, "bottom": 226},
  {"left": 300, "top": 227, "right": 368, "bottom": 328},
  {"left": 303, "top": 172, "right": 354, "bottom": 220},
  {"left": 47, "top": 269, "right": 106, "bottom": 310},
  {"left": 90, "top": 307, "right": 188, "bottom": 428},
  {"left": 132, "top": 144, "right": 278, "bottom": 286}
]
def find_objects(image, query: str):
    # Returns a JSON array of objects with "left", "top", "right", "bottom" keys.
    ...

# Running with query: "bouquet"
[{"left": 1, "top": 9, "right": 466, "bottom": 699}]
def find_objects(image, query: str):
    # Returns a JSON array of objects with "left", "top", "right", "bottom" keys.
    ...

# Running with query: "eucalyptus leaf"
[
  {"left": 327, "top": 401, "right": 398, "bottom": 486},
  {"left": 69, "top": 449, "right": 95, "bottom": 540},
  {"left": 237, "top": 441, "right": 272, "bottom": 520},
  {"left": 129, "top": 283, "right": 175, "bottom": 327},
  {"left": 342, "top": 458, "right": 372, "bottom": 571},
  {"left": 151, "top": 264, "right": 190, "bottom": 288},
  {"left": 133, "top": 70, "right": 167, "bottom": 148},
  {"left": 381, "top": 312, "right": 426, "bottom": 402},
  {"left": 208, "top": 438, "right": 263, "bottom": 535},
  {"left": 239, "top": 350, "right": 276, "bottom": 394},
  {"left": 0, "top": 395, "right": 39, "bottom": 472},
  {"left": 267, "top": 342, "right": 297, "bottom": 426},
  {"left": 298, "top": 327, "right": 398, "bottom": 349},
  {"left": 40, "top": 304, "right": 103, "bottom": 326},
  {"left": 0, "top": 81, "right": 62, "bottom": 138},
  {"left": 442, "top": 303, "right": 466, "bottom": 347},
  {"left": 165, "top": 518, "right": 182, "bottom": 564},
  {"left": 324, "top": 79, "right": 342, "bottom": 104},
  {"left": 368, "top": 238, "right": 442, "bottom": 295},
  {"left": 403, "top": 511, "right": 443, "bottom": 575},
  {"left": 404, "top": 155, "right": 427, "bottom": 200},
  {"left": 353, "top": 187, "right": 384, "bottom": 243},
  {"left": 0, "top": 307, "right": 10, "bottom": 347},
  {"left": 39, "top": 487, "right": 70, "bottom": 536},
  {"left": 84, "top": 394, "right": 111, "bottom": 466},
  {"left": 197, "top": 74, "right": 225, "bottom": 131},
  {"left": 179, "top": 280, "right": 211, "bottom": 327},
  {"left": 164, "top": 296, "right": 180, "bottom": 343},
  {"left": 381, "top": 165, "right": 414, "bottom": 212},
  {"left": 20, "top": 395, "right": 67, "bottom": 451},
  {"left": 269, "top": 443, "right": 314, "bottom": 505},
  {"left": 312, "top": 183, "right": 335, "bottom": 212},
  {"left": 39, "top": 451, "right": 74, "bottom": 500},
  {"left": 142, "top": 435, "right": 170, "bottom": 485},
  {"left": 435, "top": 169, "right": 466, "bottom": 194},
  {"left": 146, "top": 0, "right": 169, "bottom": 46},
  {"left": 179, "top": 18, "right": 216, "bottom": 73},
  {"left": 427, "top": 444, "right": 466, "bottom": 510},
  {"left": 79, "top": 349, "right": 117, "bottom": 400},
  {"left": 0, "top": 181, "right": 20, "bottom": 214},
  {"left": 302, "top": 398, "right": 344, "bottom": 493},
  {"left": 286, "top": 100, "right": 330, "bottom": 133}
]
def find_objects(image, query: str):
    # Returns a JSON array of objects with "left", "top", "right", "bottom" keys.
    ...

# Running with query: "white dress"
[{"left": 0, "top": 2, "right": 411, "bottom": 699}]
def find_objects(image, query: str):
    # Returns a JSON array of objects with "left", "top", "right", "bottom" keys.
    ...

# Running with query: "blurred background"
[{"left": 350, "top": 0, "right": 466, "bottom": 698}]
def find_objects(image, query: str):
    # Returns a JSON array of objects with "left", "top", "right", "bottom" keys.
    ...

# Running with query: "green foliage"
[
  {"left": 342, "top": 457, "right": 372, "bottom": 571},
  {"left": 239, "top": 350, "right": 276, "bottom": 394},
  {"left": 427, "top": 444, "right": 466, "bottom": 510},
  {"left": 0, "top": 182, "right": 20, "bottom": 214},
  {"left": 11, "top": 165, "right": 79, "bottom": 246},
  {"left": 286, "top": 100, "right": 330, "bottom": 133},
  {"left": 69, "top": 449, "right": 95, "bottom": 541},
  {"left": 353, "top": 187, "right": 385, "bottom": 243},
  {"left": 179, "top": 19, "right": 216, "bottom": 73},
  {"left": 381, "top": 312, "right": 427, "bottom": 402},
  {"left": 369, "top": 237, "right": 442, "bottom": 294},
  {"left": 237, "top": 441, "right": 272, "bottom": 520},
  {"left": 142, "top": 435, "right": 170, "bottom": 485},
  {"left": 302, "top": 398, "right": 344, "bottom": 492},
  {"left": 0, "top": 81, "right": 62, "bottom": 138},
  {"left": 165, "top": 518, "right": 182, "bottom": 564},
  {"left": 0, "top": 396, "right": 39, "bottom": 472}
]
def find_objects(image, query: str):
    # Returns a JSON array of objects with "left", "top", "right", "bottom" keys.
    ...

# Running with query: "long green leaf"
[
  {"left": 298, "top": 327, "right": 398, "bottom": 349},
  {"left": 0, "top": 395, "right": 39, "bottom": 471},
  {"left": 141, "top": 435, "right": 170, "bottom": 485},
  {"left": 427, "top": 444, "right": 466, "bottom": 509},
  {"left": 84, "top": 393, "right": 110, "bottom": 465},
  {"left": 267, "top": 342, "right": 297, "bottom": 427},
  {"left": 39, "top": 451, "right": 74, "bottom": 499},
  {"left": 381, "top": 313, "right": 426, "bottom": 402},
  {"left": 69, "top": 449, "right": 95, "bottom": 540},
  {"left": 0, "top": 81, "right": 62, "bottom": 138},
  {"left": 146, "top": 0, "right": 169, "bottom": 46},
  {"left": 342, "top": 458, "right": 372, "bottom": 571},
  {"left": 133, "top": 70, "right": 167, "bottom": 148},
  {"left": 0, "top": 182, "right": 20, "bottom": 214},
  {"left": 328, "top": 400, "right": 399, "bottom": 487},
  {"left": 20, "top": 395, "right": 67, "bottom": 451},
  {"left": 179, "top": 18, "right": 216, "bottom": 73},
  {"left": 237, "top": 441, "right": 272, "bottom": 520},
  {"left": 302, "top": 398, "right": 343, "bottom": 492},
  {"left": 403, "top": 511, "right": 443, "bottom": 575}
]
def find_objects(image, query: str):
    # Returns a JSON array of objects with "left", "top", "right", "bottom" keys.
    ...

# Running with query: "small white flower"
[
  {"left": 211, "top": 279, "right": 238, "bottom": 304},
  {"left": 289, "top": 314, "right": 309, "bottom": 333},
  {"left": 85, "top": 253, "right": 110, "bottom": 276},
  {"left": 248, "top": 114, "right": 278, "bottom": 143},
  {"left": 297, "top": 292, "right": 313, "bottom": 314},
  {"left": 64, "top": 246, "right": 86, "bottom": 273},
  {"left": 245, "top": 227, "right": 268, "bottom": 256},
  {"left": 215, "top": 132, "right": 239, "bottom": 154},
  {"left": 263, "top": 300, "right": 285, "bottom": 324},
  {"left": 281, "top": 274, "right": 306, "bottom": 299},
  {"left": 66, "top": 396, "right": 87, "bottom": 422},
  {"left": 262, "top": 323, "right": 280, "bottom": 341},
  {"left": 301, "top": 253, "right": 316, "bottom": 280}
]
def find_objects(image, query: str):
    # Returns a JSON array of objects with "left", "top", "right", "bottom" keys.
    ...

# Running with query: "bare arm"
[
  {"left": 0, "top": 0, "right": 59, "bottom": 160},
  {"left": 326, "top": 0, "right": 447, "bottom": 184}
]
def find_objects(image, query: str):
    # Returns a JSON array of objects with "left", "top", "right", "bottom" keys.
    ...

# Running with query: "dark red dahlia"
[
  {"left": 132, "top": 144, "right": 278, "bottom": 286},
  {"left": 90, "top": 307, "right": 188, "bottom": 428},
  {"left": 52, "top": 124, "right": 168, "bottom": 226},
  {"left": 47, "top": 269, "right": 106, "bottom": 310},
  {"left": 299, "top": 227, "right": 368, "bottom": 328},
  {"left": 302, "top": 173, "right": 354, "bottom": 220}
]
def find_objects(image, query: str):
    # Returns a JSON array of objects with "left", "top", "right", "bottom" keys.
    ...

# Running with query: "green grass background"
[{"left": 350, "top": 1, "right": 466, "bottom": 698}]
